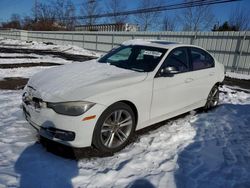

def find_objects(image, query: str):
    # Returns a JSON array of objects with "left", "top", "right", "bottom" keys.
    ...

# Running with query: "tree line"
[{"left": 0, "top": 0, "right": 249, "bottom": 31}]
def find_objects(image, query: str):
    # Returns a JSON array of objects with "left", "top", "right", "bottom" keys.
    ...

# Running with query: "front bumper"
[{"left": 22, "top": 101, "right": 106, "bottom": 148}]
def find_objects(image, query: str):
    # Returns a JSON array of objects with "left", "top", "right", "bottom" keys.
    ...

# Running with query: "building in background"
[{"left": 75, "top": 23, "right": 139, "bottom": 32}]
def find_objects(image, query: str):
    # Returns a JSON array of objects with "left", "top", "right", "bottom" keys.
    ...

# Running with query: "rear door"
[{"left": 187, "top": 47, "right": 217, "bottom": 105}]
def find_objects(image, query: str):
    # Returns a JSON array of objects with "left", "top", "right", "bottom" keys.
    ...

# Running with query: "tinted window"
[
  {"left": 161, "top": 47, "right": 189, "bottom": 73},
  {"left": 99, "top": 45, "right": 166, "bottom": 72},
  {"left": 190, "top": 47, "right": 214, "bottom": 71}
]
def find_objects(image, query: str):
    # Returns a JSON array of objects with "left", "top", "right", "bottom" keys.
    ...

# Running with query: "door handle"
[{"left": 185, "top": 78, "right": 194, "bottom": 83}]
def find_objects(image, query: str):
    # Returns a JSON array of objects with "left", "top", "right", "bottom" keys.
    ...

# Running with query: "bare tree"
[
  {"left": 162, "top": 15, "right": 177, "bottom": 31},
  {"left": 53, "top": 0, "right": 77, "bottom": 30},
  {"left": 105, "top": 0, "right": 128, "bottom": 23},
  {"left": 80, "top": 0, "right": 101, "bottom": 25},
  {"left": 53, "top": 0, "right": 65, "bottom": 23},
  {"left": 33, "top": 2, "right": 55, "bottom": 22},
  {"left": 1, "top": 14, "right": 22, "bottom": 29},
  {"left": 64, "top": 1, "right": 77, "bottom": 30},
  {"left": 229, "top": 5, "right": 250, "bottom": 31},
  {"left": 22, "top": 16, "right": 35, "bottom": 30},
  {"left": 178, "top": 0, "right": 215, "bottom": 31},
  {"left": 134, "top": 0, "right": 163, "bottom": 31},
  {"left": 32, "top": 0, "right": 39, "bottom": 22},
  {"left": 31, "top": 1, "right": 61, "bottom": 30}
]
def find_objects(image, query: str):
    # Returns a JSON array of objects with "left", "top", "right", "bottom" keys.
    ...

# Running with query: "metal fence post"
[
  {"left": 191, "top": 32, "right": 197, "bottom": 45},
  {"left": 232, "top": 32, "right": 242, "bottom": 73},
  {"left": 95, "top": 34, "right": 98, "bottom": 51},
  {"left": 112, "top": 33, "right": 114, "bottom": 48},
  {"left": 83, "top": 33, "right": 85, "bottom": 49},
  {"left": 236, "top": 31, "right": 246, "bottom": 73}
]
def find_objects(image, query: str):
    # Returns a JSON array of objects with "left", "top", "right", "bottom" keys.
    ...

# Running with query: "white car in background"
[{"left": 22, "top": 39, "right": 225, "bottom": 153}]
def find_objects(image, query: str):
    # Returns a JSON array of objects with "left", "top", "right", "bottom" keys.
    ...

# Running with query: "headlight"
[{"left": 47, "top": 101, "right": 95, "bottom": 116}]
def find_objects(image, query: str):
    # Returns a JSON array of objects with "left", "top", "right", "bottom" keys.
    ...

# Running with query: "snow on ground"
[
  {"left": 0, "top": 86, "right": 250, "bottom": 188},
  {"left": 0, "top": 53, "right": 73, "bottom": 65},
  {"left": 0, "top": 38, "right": 100, "bottom": 57},
  {"left": 0, "top": 39, "right": 100, "bottom": 81},
  {"left": 1, "top": 38, "right": 250, "bottom": 187},
  {"left": 0, "top": 52, "right": 78, "bottom": 80},
  {"left": 0, "top": 53, "right": 42, "bottom": 57},
  {"left": 0, "top": 66, "right": 57, "bottom": 80},
  {"left": 226, "top": 71, "right": 250, "bottom": 80}
]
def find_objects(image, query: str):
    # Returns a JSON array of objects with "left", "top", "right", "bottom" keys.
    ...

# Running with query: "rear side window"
[{"left": 190, "top": 47, "right": 214, "bottom": 71}]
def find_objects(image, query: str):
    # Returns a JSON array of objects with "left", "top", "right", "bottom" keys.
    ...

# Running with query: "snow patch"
[
  {"left": 0, "top": 66, "right": 56, "bottom": 80},
  {"left": 0, "top": 38, "right": 100, "bottom": 57},
  {"left": 0, "top": 55, "right": 72, "bottom": 64},
  {"left": 0, "top": 86, "right": 249, "bottom": 187}
]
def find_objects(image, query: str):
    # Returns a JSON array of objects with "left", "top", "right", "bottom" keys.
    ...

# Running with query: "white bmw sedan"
[{"left": 22, "top": 39, "right": 224, "bottom": 153}]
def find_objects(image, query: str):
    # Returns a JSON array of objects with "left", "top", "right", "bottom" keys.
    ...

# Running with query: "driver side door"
[{"left": 150, "top": 47, "right": 194, "bottom": 122}]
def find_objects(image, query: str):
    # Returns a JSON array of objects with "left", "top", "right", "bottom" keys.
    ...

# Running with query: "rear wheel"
[
  {"left": 204, "top": 84, "right": 219, "bottom": 110},
  {"left": 92, "top": 102, "right": 136, "bottom": 153}
]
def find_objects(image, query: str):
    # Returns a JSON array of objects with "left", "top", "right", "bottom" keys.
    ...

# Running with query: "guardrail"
[{"left": 1, "top": 29, "right": 250, "bottom": 75}]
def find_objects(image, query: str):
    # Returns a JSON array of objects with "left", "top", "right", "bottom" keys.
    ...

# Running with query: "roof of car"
[{"left": 122, "top": 39, "right": 197, "bottom": 50}]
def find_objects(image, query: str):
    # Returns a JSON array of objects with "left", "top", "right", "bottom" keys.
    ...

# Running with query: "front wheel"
[
  {"left": 92, "top": 102, "right": 136, "bottom": 153},
  {"left": 204, "top": 84, "right": 219, "bottom": 110}
]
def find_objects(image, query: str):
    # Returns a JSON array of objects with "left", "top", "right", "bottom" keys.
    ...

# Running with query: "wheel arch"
[
  {"left": 91, "top": 100, "right": 139, "bottom": 152},
  {"left": 215, "top": 82, "right": 222, "bottom": 86},
  {"left": 116, "top": 100, "right": 138, "bottom": 127}
]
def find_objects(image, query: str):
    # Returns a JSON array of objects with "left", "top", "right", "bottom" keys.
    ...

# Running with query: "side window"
[
  {"left": 190, "top": 48, "right": 214, "bottom": 71},
  {"left": 161, "top": 47, "right": 189, "bottom": 73}
]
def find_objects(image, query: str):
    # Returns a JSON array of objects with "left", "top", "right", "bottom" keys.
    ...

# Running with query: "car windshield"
[{"left": 98, "top": 45, "right": 167, "bottom": 72}]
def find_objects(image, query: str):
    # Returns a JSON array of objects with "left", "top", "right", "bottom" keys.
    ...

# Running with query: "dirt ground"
[{"left": 0, "top": 77, "right": 29, "bottom": 90}]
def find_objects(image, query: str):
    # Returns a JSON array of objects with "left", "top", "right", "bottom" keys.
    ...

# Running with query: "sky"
[{"left": 0, "top": 0, "right": 249, "bottom": 28}]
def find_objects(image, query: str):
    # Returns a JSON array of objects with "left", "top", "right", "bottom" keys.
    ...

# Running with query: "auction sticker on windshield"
[{"left": 143, "top": 50, "right": 162, "bottom": 57}]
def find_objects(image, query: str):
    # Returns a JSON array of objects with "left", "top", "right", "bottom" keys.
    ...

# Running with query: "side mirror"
[{"left": 160, "top": 66, "right": 179, "bottom": 77}]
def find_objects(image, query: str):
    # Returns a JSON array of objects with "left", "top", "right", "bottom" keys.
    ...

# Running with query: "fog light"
[{"left": 41, "top": 127, "right": 75, "bottom": 141}]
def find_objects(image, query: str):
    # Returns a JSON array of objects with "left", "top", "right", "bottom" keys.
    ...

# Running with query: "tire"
[
  {"left": 204, "top": 84, "right": 219, "bottom": 110},
  {"left": 92, "top": 102, "right": 136, "bottom": 153}
]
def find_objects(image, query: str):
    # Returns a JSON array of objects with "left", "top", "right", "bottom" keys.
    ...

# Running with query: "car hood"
[{"left": 27, "top": 60, "right": 147, "bottom": 102}]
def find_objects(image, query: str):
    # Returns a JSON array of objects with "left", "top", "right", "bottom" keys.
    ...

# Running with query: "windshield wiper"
[{"left": 131, "top": 68, "right": 145, "bottom": 72}]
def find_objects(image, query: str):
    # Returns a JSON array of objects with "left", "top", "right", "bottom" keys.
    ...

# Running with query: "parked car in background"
[{"left": 22, "top": 39, "right": 225, "bottom": 153}]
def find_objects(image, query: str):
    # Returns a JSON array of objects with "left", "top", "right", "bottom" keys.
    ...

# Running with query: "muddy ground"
[
  {"left": 0, "top": 77, "right": 29, "bottom": 90},
  {"left": 0, "top": 62, "right": 62, "bottom": 69},
  {"left": 223, "top": 77, "right": 250, "bottom": 90}
]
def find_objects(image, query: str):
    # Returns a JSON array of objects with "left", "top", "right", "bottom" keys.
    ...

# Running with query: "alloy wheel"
[
  {"left": 206, "top": 85, "right": 219, "bottom": 109},
  {"left": 100, "top": 109, "right": 133, "bottom": 148}
]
